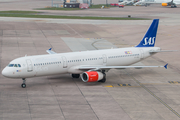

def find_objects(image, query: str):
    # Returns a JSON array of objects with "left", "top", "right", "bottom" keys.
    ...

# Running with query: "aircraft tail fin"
[{"left": 136, "top": 19, "right": 159, "bottom": 47}]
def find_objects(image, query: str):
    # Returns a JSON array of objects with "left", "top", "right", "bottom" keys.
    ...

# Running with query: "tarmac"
[{"left": 0, "top": 1, "right": 180, "bottom": 120}]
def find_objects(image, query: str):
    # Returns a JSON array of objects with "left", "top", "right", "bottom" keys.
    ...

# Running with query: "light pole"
[{"left": 106, "top": 0, "right": 108, "bottom": 7}]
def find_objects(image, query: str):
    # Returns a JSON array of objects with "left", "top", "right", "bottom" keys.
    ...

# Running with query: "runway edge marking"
[{"left": 124, "top": 70, "right": 180, "bottom": 118}]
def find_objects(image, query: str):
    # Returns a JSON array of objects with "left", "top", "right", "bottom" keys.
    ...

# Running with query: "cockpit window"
[
  {"left": 8, "top": 64, "right": 14, "bottom": 67},
  {"left": 14, "top": 64, "right": 18, "bottom": 67},
  {"left": 7, "top": 64, "right": 21, "bottom": 67}
]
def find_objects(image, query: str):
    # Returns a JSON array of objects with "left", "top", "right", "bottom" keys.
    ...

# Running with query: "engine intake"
[{"left": 81, "top": 71, "right": 105, "bottom": 82}]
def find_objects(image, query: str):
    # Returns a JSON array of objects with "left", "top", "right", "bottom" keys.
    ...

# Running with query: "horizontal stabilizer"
[
  {"left": 149, "top": 50, "right": 178, "bottom": 53},
  {"left": 164, "top": 63, "right": 168, "bottom": 69}
]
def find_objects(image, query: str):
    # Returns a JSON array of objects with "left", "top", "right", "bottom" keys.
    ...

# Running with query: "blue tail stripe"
[{"left": 136, "top": 19, "right": 159, "bottom": 47}]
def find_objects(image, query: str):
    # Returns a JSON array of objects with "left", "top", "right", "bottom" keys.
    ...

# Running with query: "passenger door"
[
  {"left": 62, "top": 56, "right": 67, "bottom": 68},
  {"left": 26, "top": 59, "right": 33, "bottom": 72},
  {"left": 102, "top": 54, "right": 107, "bottom": 66}
]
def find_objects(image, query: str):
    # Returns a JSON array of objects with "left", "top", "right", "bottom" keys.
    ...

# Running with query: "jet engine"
[
  {"left": 81, "top": 71, "right": 105, "bottom": 82},
  {"left": 162, "top": 3, "right": 168, "bottom": 6}
]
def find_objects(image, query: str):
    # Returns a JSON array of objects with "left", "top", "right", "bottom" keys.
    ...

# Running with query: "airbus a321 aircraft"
[{"left": 2, "top": 19, "right": 169, "bottom": 88}]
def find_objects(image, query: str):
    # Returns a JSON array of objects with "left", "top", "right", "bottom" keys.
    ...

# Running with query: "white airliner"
[
  {"left": 2, "top": 19, "right": 169, "bottom": 88},
  {"left": 134, "top": 0, "right": 180, "bottom": 8}
]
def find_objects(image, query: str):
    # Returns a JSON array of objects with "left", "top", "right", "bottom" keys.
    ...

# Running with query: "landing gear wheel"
[
  {"left": 21, "top": 78, "right": 26, "bottom": 88},
  {"left": 72, "top": 74, "right": 80, "bottom": 78},
  {"left": 21, "top": 83, "right": 26, "bottom": 88}
]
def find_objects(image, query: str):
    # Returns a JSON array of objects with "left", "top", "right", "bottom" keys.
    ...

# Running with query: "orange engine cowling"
[
  {"left": 81, "top": 71, "right": 105, "bottom": 82},
  {"left": 162, "top": 3, "right": 168, "bottom": 6}
]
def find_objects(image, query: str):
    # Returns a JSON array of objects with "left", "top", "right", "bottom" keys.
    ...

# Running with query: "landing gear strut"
[
  {"left": 72, "top": 74, "right": 80, "bottom": 78},
  {"left": 21, "top": 78, "right": 26, "bottom": 88}
]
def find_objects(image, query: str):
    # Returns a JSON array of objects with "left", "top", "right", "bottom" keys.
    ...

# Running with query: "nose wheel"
[{"left": 21, "top": 78, "right": 26, "bottom": 88}]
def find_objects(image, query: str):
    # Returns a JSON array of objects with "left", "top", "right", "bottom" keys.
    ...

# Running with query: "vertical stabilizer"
[{"left": 136, "top": 19, "right": 159, "bottom": 47}]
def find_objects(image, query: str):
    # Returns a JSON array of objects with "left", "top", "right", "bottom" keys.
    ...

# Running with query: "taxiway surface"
[{"left": 0, "top": 2, "right": 180, "bottom": 120}]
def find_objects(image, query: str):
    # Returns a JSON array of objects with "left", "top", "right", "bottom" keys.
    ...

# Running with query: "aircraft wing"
[
  {"left": 78, "top": 64, "right": 168, "bottom": 70},
  {"left": 46, "top": 48, "right": 57, "bottom": 54}
]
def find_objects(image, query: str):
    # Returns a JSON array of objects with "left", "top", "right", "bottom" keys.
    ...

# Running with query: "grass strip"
[
  {"left": 0, "top": 11, "right": 40, "bottom": 14},
  {"left": 89, "top": 4, "right": 116, "bottom": 8},
  {"left": 0, "top": 14, "right": 149, "bottom": 20}
]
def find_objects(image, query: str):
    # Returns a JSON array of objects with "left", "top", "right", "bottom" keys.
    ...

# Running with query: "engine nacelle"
[
  {"left": 81, "top": 71, "right": 105, "bottom": 82},
  {"left": 162, "top": 3, "right": 168, "bottom": 6}
]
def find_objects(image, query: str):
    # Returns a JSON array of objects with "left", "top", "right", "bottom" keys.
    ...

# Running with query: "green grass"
[
  {"left": 0, "top": 11, "right": 40, "bottom": 14},
  {"left": 89, "top": 4, "right": 116, "bottom": 8},
  {"left": 0, "top": 10, "right": 149, "bottom": 20},
  {"left": 0, "top": 13, "right": 149, "bottom": 20}
]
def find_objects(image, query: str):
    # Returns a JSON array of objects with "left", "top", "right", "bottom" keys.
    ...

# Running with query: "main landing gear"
[
  {"left": 21, "top": 78, "right": 26, "bottom": 88},
  {"left": 72, "top": 74, "right": 80, "bottom": 78}
]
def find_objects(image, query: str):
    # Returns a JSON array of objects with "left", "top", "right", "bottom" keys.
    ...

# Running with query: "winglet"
[
  {"left": 46, "top": 48, "right": 57, "bottom": 54},
  {"left": 164, "top": 63, "right": 168, "bottom": 69}
]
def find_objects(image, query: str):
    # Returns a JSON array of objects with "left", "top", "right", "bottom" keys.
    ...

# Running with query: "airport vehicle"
[
  {"left": 119, "top": 5, "right": 124, "bottom": 7},
  {"left": 110, "top": 3, "right": 119, "bottom": 6},
  {"left": 2, "top": 19, "right": 168, "bottom": 88},
  {"left": 134, "top": 0, "right": 180, "bottom": 8}
]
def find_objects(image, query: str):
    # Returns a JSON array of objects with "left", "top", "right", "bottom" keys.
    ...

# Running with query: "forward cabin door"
[
  {"left": 102, "top": 54, "right": 107, "bottom": 66},
  {"left": 26, "top": 59, "right": 33, "bottom": 72},
  {"left": 62, "top": 56, "right": 67, "bottom": 68}
]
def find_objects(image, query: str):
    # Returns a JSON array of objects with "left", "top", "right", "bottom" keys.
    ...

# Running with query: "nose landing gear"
[{"left": 21, "top": 78, "right": 26, "bottom": 88}]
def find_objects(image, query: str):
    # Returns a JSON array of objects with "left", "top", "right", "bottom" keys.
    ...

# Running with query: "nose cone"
[{"left": 2, "top": 68, "right": 9, "bottom": 77}]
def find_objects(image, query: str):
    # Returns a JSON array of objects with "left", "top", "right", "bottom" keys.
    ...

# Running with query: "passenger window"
[{"left": 18, "top": 64, "right": 21, "bottom": 67}]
